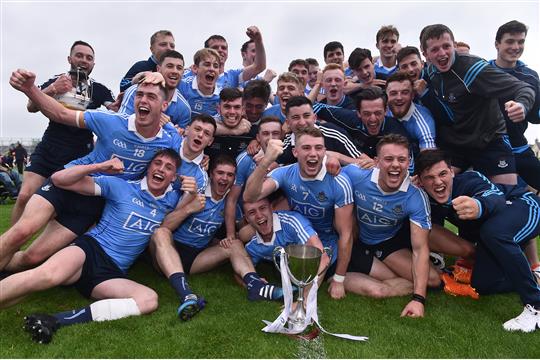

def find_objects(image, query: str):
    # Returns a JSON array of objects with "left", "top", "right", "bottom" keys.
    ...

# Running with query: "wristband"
[
  {"left": 333, "top": 274, "right": 345, "bottom": 283},
  {"left": 411, "top": 293, "right": 426, "bottom": 305}
]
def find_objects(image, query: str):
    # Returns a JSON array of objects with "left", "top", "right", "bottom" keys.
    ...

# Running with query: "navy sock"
[
  {"left": 53, "top": 306, "right": 92, "bottom": 326},
  {"left": 243, "top": 272, "right": 262, "bottom": 289},
  {"left": 169, "top": 272, "right": 193, "bottom": 302}
]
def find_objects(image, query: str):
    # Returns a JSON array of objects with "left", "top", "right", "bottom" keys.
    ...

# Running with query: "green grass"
[{"left": 0, "top": 203, "right": 539, "bottom": 358}]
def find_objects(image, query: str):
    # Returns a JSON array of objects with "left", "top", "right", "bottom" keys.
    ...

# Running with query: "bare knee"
[
  {"left": 151, "top": 227, "right": 173, "bottom": 248},
  {"left": 16, "top": 188, "right": 34, "bottom": 207},
  {"left": 19, "top": 248, "right": 49, "bottom": 268},
  {"left": 5, "top": 222, "right": 36, "bottom": 248},
  {"left": 366, "top": 285, "right": 393, "bottom": 299},
  {"left": 428, "top": 272, "right": 441, "bottom": 288},
  {"left": 134, "top": 289, "right": 159, "bottom": 314}
]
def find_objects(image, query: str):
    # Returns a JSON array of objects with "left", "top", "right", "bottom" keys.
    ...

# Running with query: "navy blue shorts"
[
  {"left": 446, "top": 136, "right": 516, "bottom": 176},
  {"left": 36, "top": 178, "right": 105, "bottom": 235},
  {"left": 26, "top": 141, "right": 91, "bottom": 178},
  {"left": 73, "top": 235, "right": 127, "bottom": 298},
  {"left": 174, "top": 241, "right": 205, "bottom": 275},
  {"left": 348, "top": 223, "right": 411, "bottom": 274}
]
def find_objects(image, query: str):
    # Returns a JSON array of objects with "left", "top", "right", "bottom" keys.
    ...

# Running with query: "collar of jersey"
[
  {"left": 204, "top": 183, "right": 229, "bottom": 203},
  {"left": 128, "top": 114, "right": 163, "bottom": 140},
  {"left": 140, "top": 176, "right": 173, "bottom": 200},
  {"left": 191, "top": 76, "right": 220, "bottom": 97},
  {"left": 255, "top": 213, "right": 282, "bottom": 245},
  {"left": 370, "top": 167, "right": 410, "bottom": 193},
  {"left": 180, "top": 139, "right": 204, "bottom": 165}
]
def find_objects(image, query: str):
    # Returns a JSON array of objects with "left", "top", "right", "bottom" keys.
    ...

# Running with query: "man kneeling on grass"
[{"left": 0, "top": 149, "right": 193, "bottom": 343}]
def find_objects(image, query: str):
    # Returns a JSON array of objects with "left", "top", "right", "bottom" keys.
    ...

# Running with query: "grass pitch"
[{"left": 0, "top": 202, "right": 539, "bottom": 358}]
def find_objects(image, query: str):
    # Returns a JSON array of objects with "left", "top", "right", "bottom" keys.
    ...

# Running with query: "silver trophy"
[
  {"left": 55, "top": 67, "right": 92, "bottom": 110},
  {"left": 273, "top": 244, "right": 332, "bottom": 334}
]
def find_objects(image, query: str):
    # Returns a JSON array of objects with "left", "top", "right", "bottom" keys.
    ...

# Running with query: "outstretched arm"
[
  {"left": 11, "top": 69, "right": 85, "bottom": 128},
  {"left": 240, "top": 26, "right": 266, "bottom": 82},
  {"left": 51, "top": 158, "right": 124, "bottom": 195}
]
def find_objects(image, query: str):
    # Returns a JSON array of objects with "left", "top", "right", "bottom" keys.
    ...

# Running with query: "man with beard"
[
  {"left": 386, "top": 72, "right": 436, "bottom": 153},
  {"left": 13, "top": 41, "right": 115, "bottom": 224}
]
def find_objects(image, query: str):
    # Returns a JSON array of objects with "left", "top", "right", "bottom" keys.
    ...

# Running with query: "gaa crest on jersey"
[
  {"left": 392, "top": 205, "right": 403, "bottom": 216},
  {"left": 318, "top": 191, "right": 327, "bottom": 202},
  {"left": 498, "top": 160, "right": 508, "bottom": 168},
  {"left": 290, "top": 184, "right": 297, "bottom": 192}
]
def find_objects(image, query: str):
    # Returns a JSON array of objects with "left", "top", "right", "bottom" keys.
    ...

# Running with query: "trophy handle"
[
  {"left": 317, "top": 246, "right": 333, "bottom": 277},
  {"left": 273, "top": 246, "right": 286, "bottom": 272}
]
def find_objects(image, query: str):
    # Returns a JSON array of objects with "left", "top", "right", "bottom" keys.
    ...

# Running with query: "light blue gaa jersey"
[
  {"left": 269, "top": 163, "right": 353, "bottom": 259},
  {"left": 183, "top": 68, "right": 244, "bottom": 92},
  {"left": 67, "top": 110, "right": 182, "bottom": 180},
  {"left": 178, "top": 139, "right": 208, "bottom": 194},
  {"left": 235, "top": 150, "right": 257, "bottom": 187},
  {"left": 389, "top": 102, "right": 437, "bottom": 150},
  {"left": 172, "top": 184, "right": 225, "bottom": 249},
  {"left": 245, "top": 211, "right": 317, "bottom": 266},
  {"left": 119, "top": 84, "right": 192, "bottom": 129},
  {"left": 374, "top": 58, "right": 397, "bottom": 78},
  {"left": 89, "top": 176, "right": 180, "bottom": 272},
  {"left": 261, "top": 104, "right": 286, "bottom": 123},
  {"left": 342, "top": 165, "right": 431, "bottom": 245},
  {"left": 178, "top": 76, "right": 220, "bottom": 120}
]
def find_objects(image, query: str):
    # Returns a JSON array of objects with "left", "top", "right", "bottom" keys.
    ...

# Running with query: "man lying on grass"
[{"left": 0, "top": 150, "right": 196, "bottom": 343}]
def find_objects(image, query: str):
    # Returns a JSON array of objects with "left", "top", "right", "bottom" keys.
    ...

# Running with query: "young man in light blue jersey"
[
  {"left": 119, "top": 50, "right": 191, "bottom": 129},
  {"left": 184, "top": 27, "right": 266, "bottom": 93},
  {"left": 342, "top": 134, "right": 438, "bottom": 318},
  {"left": 179, "top": 48, "right": 221, "bottom": 119},
  {"left": 150, "top": 155, "right": 285, "bottom": 321},
  {"left": 243, "top": 197, "right": 328, "bottom": 274},
  {"left": 262, "top": 72, "right": 303, "bottom": 123},
  {"left": 3, "top": 71, "right": 181, "bottom": 272},
  {"left": 374, "top": 25, "right": 400, "bottom": 80},
  {"left": 386, "top": 72, "right": 436, "bottom": 152},
  {"left": 0, "top": 150, "right": 185, "bottom": 343},
  {"left": 243, "top": 127, "right": 354, "bottom": 300},
  {"left": 224, "top": 117, "right": 283, "bottom": 239}
]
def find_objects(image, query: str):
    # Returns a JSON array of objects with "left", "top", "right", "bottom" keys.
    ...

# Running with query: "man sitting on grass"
[{"left": 0, "top": 150, "right": 195, "bottom": 343}]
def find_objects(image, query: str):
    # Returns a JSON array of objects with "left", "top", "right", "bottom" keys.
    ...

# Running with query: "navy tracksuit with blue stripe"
[{"left": 430, "top": 171, "right": 540, "bottom": 307}]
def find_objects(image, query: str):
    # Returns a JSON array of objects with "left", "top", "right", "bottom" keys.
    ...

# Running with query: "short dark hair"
[
  {"left": 295, "top": 126, "right": 323, "bottom": 142},
  {"left": 354, "top": 86, "right": 387, "bottom": 110},
  {"left": 496, "top": 20, "right": 528, "bottom": 42},
  {"left": 189, "top": 113, "right": 217, "bottom": 134},
  {"left": 323, "top": 41, "right": 344, "bottom": 59},
  {"left": 305, "top": 58, "right": 319, "bottom": 67},
  {"left": 150, "top": 148, "right": 181, "bottom": 170},
  {"left": 288, "top": 59, "right": 309, "bottom": 71},
  {"left": 420, "top": 24, "right": 454, "bottom": 52},
  {"left": 219, "top": 87, "right": 243, "bottom": 102},
  {"left": 285, "top": 96, "right": 312, "bottom": 115},
  {"left": 158, "top": 50, "right": 184, "bottom": 65},
  {"left": 386, "top": 71, "right": 413, "bottom": 87},
  {"left": 204, "top": 34, "right": 227, "bottom": 48},
  {"left": 414, "top": 149, "right": 453, "bottom": 176},
  {"left": 258, "top": 116, "right": 282, "bottom": 129},
  {"left": 376, "top": 134, "right": 409, "bottom": 156},
  {"left": 243, "top": 79, "right": 271, "bottom": 103},
  {"left": 348, "top": 48, "right": 372, "bottom": 70},
  {"left": 241, "top": 40, "right": 254, "bottom": 53},
  {"left": 70, "top": 40, "right": 94, "bottom": 54},
  {"left": 209, "top": 154, "right": 236, "bottom": 174},
  {"left": 396, "top": 46, "right": 421, "bottom": 64}
]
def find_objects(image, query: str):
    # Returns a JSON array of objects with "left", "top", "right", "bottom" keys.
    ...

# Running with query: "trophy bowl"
[{"left": 273, "top": 244, "right": 332, "bottom": 334}]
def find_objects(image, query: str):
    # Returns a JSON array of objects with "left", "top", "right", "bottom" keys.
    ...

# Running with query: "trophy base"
[{"left": 286, "top": 323, "right": 320, "bottom": 341}]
